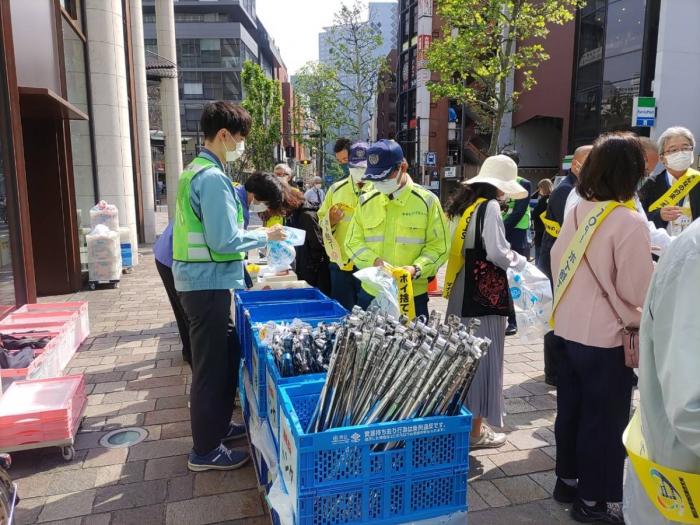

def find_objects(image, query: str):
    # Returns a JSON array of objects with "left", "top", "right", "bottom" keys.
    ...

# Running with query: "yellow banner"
[
  {"left": 320, "top": 203, "right": 353, "bottom": 269},
  {"left": 649, "top": 169, "right": 700, "bottom": 211},
  {"left": 540, "top": 211, "right": 561, "bottom": 238},
  {"left": 624, "top": 410, "right": 700, "bottom": 524},
  {"left": 391, "top": 266, "right": 416, "bottom": 320},
  {"left": 442, "top": 198, "right": 487, "bottom": 299},
  {"left": 550, "top": 200, "right": 635, "bottom": 327}
]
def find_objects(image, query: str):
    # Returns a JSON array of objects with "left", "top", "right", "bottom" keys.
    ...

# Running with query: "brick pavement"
[{"left": 10, "top": 250, "right": 578, "bottom": 524}]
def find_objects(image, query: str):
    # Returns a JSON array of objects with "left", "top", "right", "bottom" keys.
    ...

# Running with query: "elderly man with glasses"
[{"left": 640, "top": 126, "right": 700, "bottom": 236}]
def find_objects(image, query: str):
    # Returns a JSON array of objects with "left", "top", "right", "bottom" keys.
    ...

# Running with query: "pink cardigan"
[{"left": 551, "top": 200, "right": 653, "bottom": 348}]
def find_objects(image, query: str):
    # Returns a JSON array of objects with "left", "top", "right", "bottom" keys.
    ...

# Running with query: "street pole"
[
  {"left": 459, "top": 102, "right": 466, "bottom": 180},
  {"left": 415, "top": 117, "right": 421, "bottom": 182}
]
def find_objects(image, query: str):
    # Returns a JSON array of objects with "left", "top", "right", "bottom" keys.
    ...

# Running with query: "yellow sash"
[
  {"left": 624, "top": 409, "right": 700, "bottom": 524},
  {"left": 442, "top": 198, "right": 487, "bottom": 299},
  {"left": 649, "top": 169, "right": 700, "bottom": 211},
  {"left": 550, "top": 200, "right": 635, "bottom": 327},
  {"left": 540, "top": 211, "right": 561, "bottom": 238},
  {"left": 320, "top": 203, "right": 353, "bottom": 269},
  {"left": 265, "top": 215, "right": 284, "bottom": 227},
  {"left": 390, "top": 266, "right": 416, "bottom": 319}
]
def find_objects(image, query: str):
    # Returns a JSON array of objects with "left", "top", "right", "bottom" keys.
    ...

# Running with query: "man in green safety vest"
[
  {"left": 172, "top": 101, "right": 286, "bottom": 473},
  {"left": 500, "top": 149, "right": 532, "bottom": 336}
]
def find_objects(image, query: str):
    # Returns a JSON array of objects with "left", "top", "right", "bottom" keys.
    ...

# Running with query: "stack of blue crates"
[
  {"left": 277, "top": 380, "right": 471, "bottom": 524},
  {"left": 235, "top": 287, "right": 471, "bottom": 525}
]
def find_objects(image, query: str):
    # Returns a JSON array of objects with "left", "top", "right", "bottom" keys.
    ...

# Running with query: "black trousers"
[
  {"left": 555, "top": 339, "right": 633, "bottom": 503},
  {"left": 543, "top": 330, "right": 563, "bottom": 381},
  {"left": 180, "top": 290, "right": 240, "bottom": 455},
  {"left": 155, "top": 260, "right": 191, "bottom": 366}
]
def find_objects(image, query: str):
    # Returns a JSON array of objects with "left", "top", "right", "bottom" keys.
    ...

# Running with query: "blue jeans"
[
  {"left": 358, "top": 289, "right": 430, "bottom": 320},
  {"left": 329, "top": 263, "right": 361, "bottom": 311}
]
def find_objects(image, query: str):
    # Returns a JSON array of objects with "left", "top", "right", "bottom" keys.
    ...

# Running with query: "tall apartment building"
[
  {"left": 319, "top": 1, "right": 398, "bottom": 141},
  {"left": 142, "top": 0, "right": 287, "bottom": 161}
]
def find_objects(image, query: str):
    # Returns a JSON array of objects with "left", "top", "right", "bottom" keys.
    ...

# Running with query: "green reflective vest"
[
  {"left": 173, "top": 156, "right": 245, "bottom": 263},
  {"left": 505, "top": 177, "right": 531, "bottom": 230}
]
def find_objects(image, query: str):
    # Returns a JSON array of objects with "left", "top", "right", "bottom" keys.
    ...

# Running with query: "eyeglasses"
[{"left": 663, "top": 145, "right": 693, "bottom": 155}]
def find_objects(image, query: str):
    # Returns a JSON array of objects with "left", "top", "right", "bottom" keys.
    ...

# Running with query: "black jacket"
[
  {"left": 532, "top": 195, "right": 549, "bottom": 245},
  {"left": 639, "top": 170, "right": 700, "bottom": 229},
  {"left": 286, "top": 207, "right": 331, "bottom": 295},
  {"left": 538, "top": 172, "right": 576, "bottom": 281}
]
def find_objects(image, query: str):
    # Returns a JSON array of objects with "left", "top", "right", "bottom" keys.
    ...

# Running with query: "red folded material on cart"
[{"left": 0, "top": 375, "right": 86, "bottom": 447}]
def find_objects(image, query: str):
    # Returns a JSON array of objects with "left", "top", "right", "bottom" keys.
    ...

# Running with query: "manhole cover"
[{"left": 99, "top": 427, "right": 148, "bottom": 449}]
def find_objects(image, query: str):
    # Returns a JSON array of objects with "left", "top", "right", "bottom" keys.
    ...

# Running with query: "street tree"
[
  {"left": 293, "top": 61, "right": 349, "bottom": 177},
  {"left": 326, "top": 0, "right": 387, "bottom": 139},
  {"left": 428, "top": 0, "right": 584, "bottom": 154},
  {"left": 238, "top": 61, "right": 283, "bottom": 177}
]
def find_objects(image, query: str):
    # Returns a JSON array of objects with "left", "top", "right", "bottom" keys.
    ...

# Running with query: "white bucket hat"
[{"left": 465, "top": 155, "right": 528, "bottom": 199}]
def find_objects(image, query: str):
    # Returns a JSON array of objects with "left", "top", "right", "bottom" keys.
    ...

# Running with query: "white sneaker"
[{"left": 470, "top": 425, "right": 507, "bottom": 449}]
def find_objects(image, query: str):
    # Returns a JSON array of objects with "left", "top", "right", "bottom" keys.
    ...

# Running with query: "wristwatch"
[{"left": 412, "top": 265, "right": 422, "bottom": 279}]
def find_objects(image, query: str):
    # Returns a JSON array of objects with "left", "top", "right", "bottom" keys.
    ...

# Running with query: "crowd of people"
[{"left": 155, "top": 100, "right": 698, "bottom": 525}]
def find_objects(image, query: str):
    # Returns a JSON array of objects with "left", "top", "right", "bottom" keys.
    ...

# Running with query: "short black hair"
[
  {"left": 201, "top": 101, "right": 252, "bottom": 141},
  {"left": 334, "top": 137, "right": 352, "bottom": 154},
  {"left": 577, "top": 132, "right": 645, "bottom": 202},
  {"left": 244, "top": 172, "right": 284, "bottom": 211},
  {"left": 501, "top": 148, "right": 520, "bottom": 166}
]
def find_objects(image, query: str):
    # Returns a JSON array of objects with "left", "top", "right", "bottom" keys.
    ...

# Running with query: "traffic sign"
[
  {"left": 325, "top": 175, "right": 334, "bottom": 185},
  {"left": 632, "top": 97, "right": 656, "bottom": 128},
  {"left": 425, "top": 152, "right": 437, "bottom": 166}
]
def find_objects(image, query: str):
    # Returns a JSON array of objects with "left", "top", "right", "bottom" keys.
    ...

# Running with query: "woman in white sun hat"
[{"left": 444, "top": 154, "right": 528, "bottom": 449}]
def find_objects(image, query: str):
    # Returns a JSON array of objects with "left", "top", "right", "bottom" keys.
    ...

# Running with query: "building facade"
[
  {"left": 319, "top": 1, "right": 398, "bottom": 142},
  {"left": 0, "top": 0, "right": 156, "bottom": 305},
  {"left": 142, "top": 0, "right": 287, "bottom": 162}
]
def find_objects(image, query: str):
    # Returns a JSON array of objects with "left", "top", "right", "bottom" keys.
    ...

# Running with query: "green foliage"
[
  {"left": 326, "top": 0, "right": 388, "bottom": 139},
  {"left": 293, "top": 62, "right": 349, "bottom": 153},
  {"left": 239, "top": 61, "right": 283, "bottom": 176},
  {"left": 427, "top": 0, "right": 584, "bottom": 154}
]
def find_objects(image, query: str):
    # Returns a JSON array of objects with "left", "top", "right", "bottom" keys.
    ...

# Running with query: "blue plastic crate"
[
  {"left": 296, "top": 469, "right": 468, "bottom": 525},
  {"left": 240, "top": 300, "right": 347, "bottom": 386},
  {"left": 234, "top": 288, "right": 330, "bottom": 349},
  {"left": 250, "top": 317, "right": 337, "bottom": 419},
  {"left": 278, "top": 380, "right": 472, "bottom": 523},
  {"left": 241, "top": 373, "right": 275, "bottom": 492},
  {"left": 265, "top": 350, "right": 325, "bottom": 448}
]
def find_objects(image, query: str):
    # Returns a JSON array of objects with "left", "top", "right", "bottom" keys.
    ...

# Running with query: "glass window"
[
  {"left": 202, "top": 72, "right": 223, "bottom": 99},
  {"left": 605, "top": 0, "right": 646, "bottom": 57},
  {"left": 144, "top": 38, "right": 157, "bottom": 55},
  {"left": 603, "top": 50, "right": 642, "bottom": 84},
  {"left": 575, "top": 10, "right": 605, "bottom": 90},
  {"left": 581, "top": 0, "right": 606, "bottom": 16},
  {"left": 601, "top": 78, "right": 639, "bottom": 130},
  {"left": 573, "top": 88, "right": 601, "bottom": 140},
  {"left": 0, "top": 134, "right": 16, "bottom": 309},
  {"left": 143, "top": 13, "right": 156, "bottom": 23},
  {"left": 223, "top": 71, "right": 242, "bottom": 100}
]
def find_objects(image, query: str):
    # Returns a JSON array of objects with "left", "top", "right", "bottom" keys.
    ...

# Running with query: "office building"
[
  {"left": 142, "top": 0, "right": 288, "bottom": 161},
  {"left": 319, "top": 1, "right": 398, "bottom": 141}
]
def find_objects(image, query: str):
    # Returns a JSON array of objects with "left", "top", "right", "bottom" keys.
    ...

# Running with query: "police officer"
[
  {"left": 346, "top": 140, "right": 450, "bottom": 319},
  {"left": 173, "top": 101, "right": 285, "bottom": 472},
  {"left": 318, "top": 142, "right": 373, "bottom": 309}
]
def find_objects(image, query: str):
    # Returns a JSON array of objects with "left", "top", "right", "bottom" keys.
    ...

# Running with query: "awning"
[{"left": 145, "top": 51, "right": 178, "bottom": 81}]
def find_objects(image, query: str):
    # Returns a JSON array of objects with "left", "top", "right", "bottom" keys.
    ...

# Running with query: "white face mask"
[
  {"left": 226, "top": 140, "right": 245, "bottom": 162},
  {"left": 249, "top": 201, "right": 268, "bottom": 213},
  {"left": 665, "top": 150, "right": 694, "bottom": 172},
  {"left": 373, "top": 176, "right": 401, "bottom": 195},
  {"left": 349, "top": 167, "right": 366, "bottom": 184},
  {"left": 315, "top": 183, "right": 322, "bottom": 189}
]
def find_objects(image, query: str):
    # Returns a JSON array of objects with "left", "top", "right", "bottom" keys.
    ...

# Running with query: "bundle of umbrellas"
[
  {"left": 258, "top": 320, "right": 340, "bottom": 378},
  {"left": 307, "top": 307, "right": 490, "bottom": 434}
]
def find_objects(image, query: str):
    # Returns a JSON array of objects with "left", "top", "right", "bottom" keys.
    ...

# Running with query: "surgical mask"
[
  {"left": 315, "top": 183, "right": 322, "bottom": 189},
  {"left": 341, "top": 163, "right": 350, "bottom": 178},
  {"left": 349, "top": 167, "right": 365, "bottom": 184},
  {"left": 373, "top": 176, "right": 401, "bottom": 195},
  {"left": 226, "top": 140, "right": 245, "bottom": 162},
  {"left": 665, "top": 150, "right": 694, "bottom": 172},
  {"left": 249, "top": 201, "right": 268, "bottom": 213}
]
